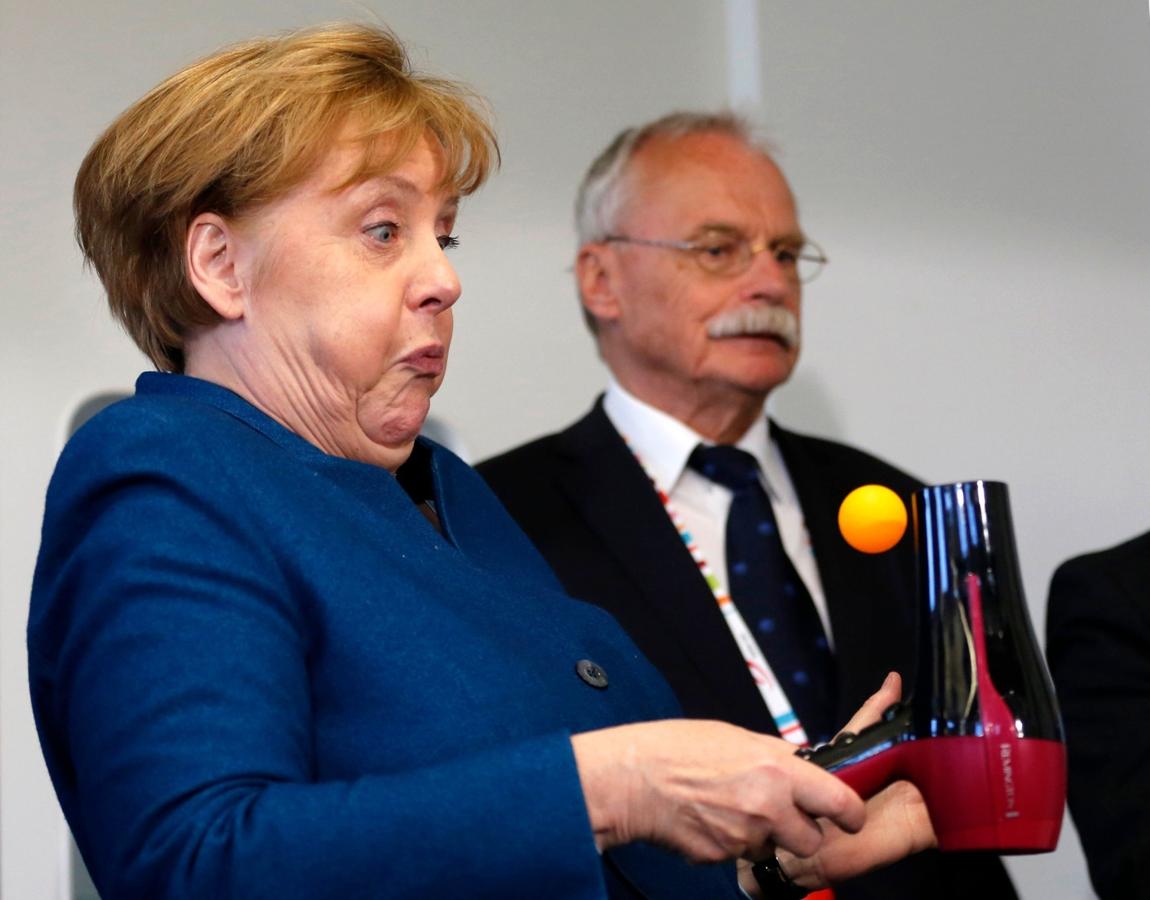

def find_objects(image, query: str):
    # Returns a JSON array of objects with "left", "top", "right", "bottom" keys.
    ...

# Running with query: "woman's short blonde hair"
[{"left": 75, "top": 23, "right": 499, "bottom": 372}]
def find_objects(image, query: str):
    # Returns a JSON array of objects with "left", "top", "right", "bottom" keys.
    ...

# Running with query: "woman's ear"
[
  {"left": 186, "top": 213, "right": 247, "bottom": 320},
  {"left": 575, "top": 243, "right": 622, "bottom": 327}
]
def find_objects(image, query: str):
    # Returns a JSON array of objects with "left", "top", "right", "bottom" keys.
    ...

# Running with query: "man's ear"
[
  {"left": 575, "top": 243, "right": 622, "bottom": 326},
  {"left": 186, "top": 213, "right": 247, "bottom": 320}
]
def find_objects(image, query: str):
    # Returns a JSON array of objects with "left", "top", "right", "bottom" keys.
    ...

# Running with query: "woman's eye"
[
  {"left": 365, "top": 222, "right": 398, "bottom": 244},
  {"left": 437, "top": 234, "right": 460, "bottom": 251}
]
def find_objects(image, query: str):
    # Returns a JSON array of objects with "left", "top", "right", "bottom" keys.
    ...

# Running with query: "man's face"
[{"left": 598, "top": 131, "right": 805, "bottom": 409}]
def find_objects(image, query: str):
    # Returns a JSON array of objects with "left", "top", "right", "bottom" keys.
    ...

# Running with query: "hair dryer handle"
[{"left": 798, "top": 702, "right": 912, "bottom": 798}]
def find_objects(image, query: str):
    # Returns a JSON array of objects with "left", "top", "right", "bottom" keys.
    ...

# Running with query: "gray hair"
[{"left": 574, "top": 111, "right": 772, "bottom": 246}]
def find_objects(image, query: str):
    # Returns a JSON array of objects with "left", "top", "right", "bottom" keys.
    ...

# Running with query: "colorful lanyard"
[{"left": 626, "top": 441, "right": 810, "bottom": 746}]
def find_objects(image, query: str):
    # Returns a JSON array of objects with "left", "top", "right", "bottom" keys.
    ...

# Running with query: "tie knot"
[{"left": 688, "top": 445, "right": 762, "bottom": 491}]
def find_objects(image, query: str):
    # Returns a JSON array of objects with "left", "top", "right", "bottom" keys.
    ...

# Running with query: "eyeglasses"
[{"left": 603, "top": 230, "right": 828, "bottom": 283}]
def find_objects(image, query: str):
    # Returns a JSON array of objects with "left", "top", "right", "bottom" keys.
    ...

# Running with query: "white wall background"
[
  {"left": 757, "top": 5, "right": 1148, "bottom": 897},
  {"left": 3, "top": 1, "right": 1145, "bottom": 897}
]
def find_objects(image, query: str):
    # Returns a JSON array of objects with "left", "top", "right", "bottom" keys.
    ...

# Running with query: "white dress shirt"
[{"left": 603, "top": 379, "right": 835, "bottom": 648}]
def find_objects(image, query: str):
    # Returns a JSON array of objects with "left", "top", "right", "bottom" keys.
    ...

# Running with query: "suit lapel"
[{"left": 553, "top": 402, "right": 777, "bottom": 733}]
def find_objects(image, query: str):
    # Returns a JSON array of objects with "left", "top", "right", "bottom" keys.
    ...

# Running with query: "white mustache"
[{"left": 705, "top": 305, "right": 800, "bottom": 348}]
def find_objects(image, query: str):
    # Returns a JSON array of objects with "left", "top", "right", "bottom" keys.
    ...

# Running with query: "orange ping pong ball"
[{"left": 838, "top": 484, "right": 908, "bottom": 554}]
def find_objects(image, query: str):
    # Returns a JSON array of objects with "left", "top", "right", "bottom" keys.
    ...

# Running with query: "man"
[
  {"left": 478, "top": 112, "right": 1017, "bottom": 898},
  {"left": 1047, "top": 531, "right": 1150, "bottom": 899}
]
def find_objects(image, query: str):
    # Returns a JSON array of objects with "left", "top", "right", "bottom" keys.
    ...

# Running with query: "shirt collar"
[{"left": 603, "top": 378, "right": 779, "bottom": 497}]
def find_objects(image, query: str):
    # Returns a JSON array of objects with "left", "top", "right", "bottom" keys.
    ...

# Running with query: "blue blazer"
[{"left": 28, "top": 373, "right": 740, "bottom": 899}]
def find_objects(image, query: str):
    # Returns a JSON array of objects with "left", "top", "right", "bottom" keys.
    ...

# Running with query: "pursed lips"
[{"left": 401, "top": 344, "right": 446, "bottom": 376}]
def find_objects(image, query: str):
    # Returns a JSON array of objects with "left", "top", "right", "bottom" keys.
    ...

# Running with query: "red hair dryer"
[{"left": 804, "top": 480, "right": 1066, "bottom": 852}]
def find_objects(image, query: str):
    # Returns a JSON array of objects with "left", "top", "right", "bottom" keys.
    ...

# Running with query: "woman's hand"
[
  {"left": 837, "top": 670, "right": 902, "bottom": 737},
  {"left": 570, "top": 721, "right": 865, "bottom": 864},
  {"left": 572, "top": 671, "right": 936, "bottom": 883},
  {"left": 775, "top": 779, "right": 936, "bottom": 889},
  {"left": 738, "top": 672, "right": 938, "bottom": 895}
]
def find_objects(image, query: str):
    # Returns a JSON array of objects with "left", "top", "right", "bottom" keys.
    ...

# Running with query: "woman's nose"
[{"left": 409, "top": 237, "right": 462, "bottom": 313}]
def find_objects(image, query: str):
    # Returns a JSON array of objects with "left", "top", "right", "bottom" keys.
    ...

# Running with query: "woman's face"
[{"left": 214, "top": 134, "right": 462, "bottom": 471}]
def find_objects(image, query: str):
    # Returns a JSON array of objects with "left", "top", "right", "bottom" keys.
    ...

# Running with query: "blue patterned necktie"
[{"left": 688, "top": 444, "right": 838, "bottom": 743}]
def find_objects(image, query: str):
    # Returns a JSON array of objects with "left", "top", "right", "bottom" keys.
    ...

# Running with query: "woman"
[{"left": 29, "top": 23, "right": 932, "bottom": 898}]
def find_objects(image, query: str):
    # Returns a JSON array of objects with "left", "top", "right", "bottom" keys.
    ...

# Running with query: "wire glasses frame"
[{"left": 603, "top": 232, "right": 828, "bottom": 283}]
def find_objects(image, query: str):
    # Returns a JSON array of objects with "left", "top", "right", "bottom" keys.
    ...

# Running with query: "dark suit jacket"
[
  {"left": 478, "top": 399, "right": 1017, "bottom": 900},
  {"left": 1046, "top": 531, "right": 1150, "bottom": 899}
]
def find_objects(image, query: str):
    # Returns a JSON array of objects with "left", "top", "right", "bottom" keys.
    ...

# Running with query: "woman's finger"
[
  {"left": 839, "top": 671, "right": 902, "bottom": 736},
  {"left": 789, "top": 761, "right": 866, "bottom": 835}
]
